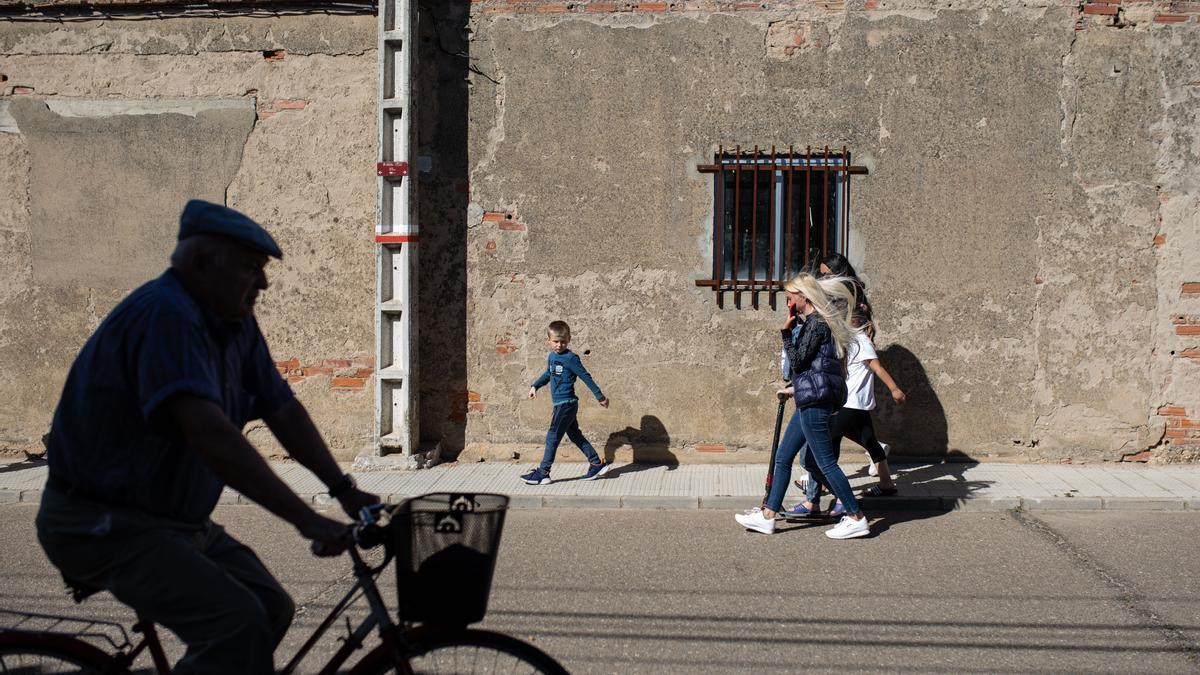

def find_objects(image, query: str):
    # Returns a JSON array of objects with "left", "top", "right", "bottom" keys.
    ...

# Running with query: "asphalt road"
[{"left": 2, "top": 504, "right": 1198, "bottom": 674}]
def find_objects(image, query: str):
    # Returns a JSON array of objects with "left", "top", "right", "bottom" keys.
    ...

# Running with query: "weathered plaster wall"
[
  {"left": 459, "top": 1, "right": 1200, "bottom": 463},
  {"left": 0, "top": 15, "right": 378, "bottom": 459},
  {"left": 2, "top": 1, "right": 1196, "bottom": 465}
]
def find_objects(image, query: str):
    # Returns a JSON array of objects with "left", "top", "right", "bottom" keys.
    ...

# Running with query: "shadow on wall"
[
  {"left": 870, "top": 344, "right": 950, "bottom": 459},
  {"left": 417, "top": 0, "right": 471, "bottom": 459},
  {"left": 602, "top": 415, "right": 678, "bottom": 475}
]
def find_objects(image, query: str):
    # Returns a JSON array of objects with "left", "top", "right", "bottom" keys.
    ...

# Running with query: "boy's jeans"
[{"left": 539, "top": 400, "right": 601, "bottom": 471}]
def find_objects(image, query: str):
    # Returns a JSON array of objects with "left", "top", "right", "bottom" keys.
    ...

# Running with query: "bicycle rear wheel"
[
  {"left": 0, "top": 631, "right": 119, "bottom": 674},
  {"left": 361, "top": 628, "right": 568, "bottom": 675}
]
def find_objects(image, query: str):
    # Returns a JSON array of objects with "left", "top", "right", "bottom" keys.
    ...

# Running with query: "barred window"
[{"left": 696, "top": 146, "right": 867, "bottom": 308}]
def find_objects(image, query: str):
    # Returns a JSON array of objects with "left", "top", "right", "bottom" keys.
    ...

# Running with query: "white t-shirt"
[{"left": 843, "top": 332, "right": 878, "bottom": 411}]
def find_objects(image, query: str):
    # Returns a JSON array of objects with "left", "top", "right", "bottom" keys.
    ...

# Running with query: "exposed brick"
[
  {"left": 1158, "top": 405, "right": 1187, "bottom": 416},
  {"left": 1153, "top": 13, "right": 1189, "bottom": 22},
  {"left": 483, "top": 212, "right": 509, "bottom": 222},
  {"left": 585, "top": 2, "right": 618, "bottom": 10},
  {"left": 287, "top": 376, "right": 305, "bottom": 384},
  {"left": 12, "top": 86, "right": 34, "bottom": 95},
  {"left": 353, "top": 367, "right": 374, "bottom": 378},
  {"left": 331, "top": 377, "right": 365, "bottom": 389},
  {"left": 1177, "top": 325, "right": 1200, "bottom": 336},
  {"left": 323, "top": 358, "right": 352, "bottom": 368},
  {"left": 498, "top": 220, "right": 526, "bottom": 231},
  {"left": 495, "top": 337, "right": 517, "bottom": 354},
  {"left": 276, "top": 99, "right": 308, "bottom": 110},
  {"left": 535, "top": 3, "right": 569, "bottom": 11},
  {"left": 1083, "top": 3, "right": 1118, "bottom": 14},
  {"left": 278, "top": 358, "right": 300, "bottom": 371},
  {"left": 1181, "top": 282, "right": 1200, "bottom": 296},
  {"left": 1181, "top": 348, "right": 1200, "bottom": 361},
  {"left": 302, "top": 366, "right": 333, "bottom": 376},
  {"left": 695, "top": 443, "right": 727, "bottom": 453},
  {"left": 633, "top": 2, "right": 669, "bottom": 10},
  {"left": 485, "top": 241, "right": 497, "bottom": 252},
  {"left": 257, "top": 111, "right": 276, "bottom": 120},
  {"left": 467, "top": 391, "right": 481, "bottom": 402},
  {"left": 1165, "top": 428, "right": 1190, "bottom": 438},
  {"left": 1153, "top": 234, "right": 1167, "bottom": 247},
  {"left": 467, "top": 401, "right": 488, "bottom": 412},
  {"left": 1121, "top": 450, "right": 1153, "bottom": 463}
]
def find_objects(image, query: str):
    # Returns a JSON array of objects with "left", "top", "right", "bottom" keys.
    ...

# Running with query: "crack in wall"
[{"left": 469, "top": 36, "right": 506, "bottom": 181}]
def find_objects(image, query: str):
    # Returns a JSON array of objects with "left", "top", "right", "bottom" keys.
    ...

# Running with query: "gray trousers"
[{"left": 36, "top": 487, "right": 294, "bottom": 674}]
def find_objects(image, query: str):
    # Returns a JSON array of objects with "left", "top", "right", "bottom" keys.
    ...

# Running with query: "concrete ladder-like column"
[{"left": 374, "top": 0, "right": 419, "bottom": 459}]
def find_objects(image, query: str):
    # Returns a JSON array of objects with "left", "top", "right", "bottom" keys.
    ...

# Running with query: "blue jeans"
[
  {"left": 539, "top": 401, "right": 600, "bottom": 471},
  {"left": 764, "top": 410, "right": 807, "bottom": 513},
  {"left": 798, "top": 404, "right": 860, "bottom": 516}
]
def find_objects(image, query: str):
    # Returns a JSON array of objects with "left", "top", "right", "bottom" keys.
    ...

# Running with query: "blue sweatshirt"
[{"left": 532, "top": 350, "right": 604, "bottom": 406}]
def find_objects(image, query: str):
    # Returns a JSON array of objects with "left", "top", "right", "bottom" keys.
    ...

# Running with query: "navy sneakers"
[
  {"left": 521, "top": 467, "right": 552, "bottom": 485},
  {"left": 582, "top": 462, "right": 613, "bottom": 481}
]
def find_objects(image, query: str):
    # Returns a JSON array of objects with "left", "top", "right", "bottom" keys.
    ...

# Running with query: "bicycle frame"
[
  {"left": 281, "top": 544, "right": 410, "bottom": 675},
  {"left": 5, "top": 501, "right": 511, "bottom": 675}
]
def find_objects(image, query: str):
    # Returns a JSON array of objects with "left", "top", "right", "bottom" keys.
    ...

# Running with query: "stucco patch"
[{"left": 8, "top": 97, "right": 254, "bottom": 290}]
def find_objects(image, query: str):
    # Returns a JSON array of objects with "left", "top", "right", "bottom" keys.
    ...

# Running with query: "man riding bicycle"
[{"left": 36, "top": 200, "right": 379, "bottom": 674}]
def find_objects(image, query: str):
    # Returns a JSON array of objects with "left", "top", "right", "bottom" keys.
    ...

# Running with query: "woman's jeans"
[
  {"left": 799, "top": 403, "right": 861, "bottom": 515},
  {"left": 765, "top": 404, "right": 861, "bottom": 516}
]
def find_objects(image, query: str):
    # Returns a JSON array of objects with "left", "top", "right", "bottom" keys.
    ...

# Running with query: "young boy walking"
[{"left": 521, "top": 321, "right": 611, "bottom": 485}]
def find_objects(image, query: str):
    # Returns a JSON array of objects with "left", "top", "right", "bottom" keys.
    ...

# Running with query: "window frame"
[{"left": 696, "top": 145, "right": 868, "bottom": 308}]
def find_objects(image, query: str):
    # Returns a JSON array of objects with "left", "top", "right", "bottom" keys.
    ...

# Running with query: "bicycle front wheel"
[
  {"left": 0, "top": 631, "right": 120, "bottom": 674},
  {"left": 361, "top": 628, "right": 569, "bottom": 675}
]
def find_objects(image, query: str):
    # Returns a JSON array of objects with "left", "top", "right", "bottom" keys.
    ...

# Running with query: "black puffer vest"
[{"left": 784, "top": 314, "right": 847, "bottom": 409}]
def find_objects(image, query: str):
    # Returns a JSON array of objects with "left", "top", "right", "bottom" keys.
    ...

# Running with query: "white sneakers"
[
  {"left": 825, "top": 515, "right": 871, "bottom": 539},
  {"left": 734, "top": 509, "right": 776, "bottom": 534},
  {"left": 866, "top": 441, "right": 891, "bottom": 477}
]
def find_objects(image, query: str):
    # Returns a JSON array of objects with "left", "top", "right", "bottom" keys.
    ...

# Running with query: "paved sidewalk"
[{"left": 3, "top": 457, "right": 1200, "bottom": 512}]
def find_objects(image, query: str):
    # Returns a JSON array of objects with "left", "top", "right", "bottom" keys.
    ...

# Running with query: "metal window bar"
[{"left": 696, "top": 146, "right": 868, "bottom": 306}]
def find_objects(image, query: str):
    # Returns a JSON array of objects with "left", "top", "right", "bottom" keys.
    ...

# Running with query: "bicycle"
[{"left": 0, "top": 493, "right": 569, "bottom": 674}]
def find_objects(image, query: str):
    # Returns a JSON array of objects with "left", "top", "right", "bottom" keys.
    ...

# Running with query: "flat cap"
[{"left": 178, "top": 199, "right": 283, "bottom": 259}]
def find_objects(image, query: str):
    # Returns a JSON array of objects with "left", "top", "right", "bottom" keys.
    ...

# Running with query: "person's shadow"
[
  {"left": 775, "top": 343, "right": 988, "bottom": 536},
  {"left": 871, "top": 343, "right": 949, "bottom": 460},
  {"left": 602, "top": 415, "right": 677, "bottom": 477}
]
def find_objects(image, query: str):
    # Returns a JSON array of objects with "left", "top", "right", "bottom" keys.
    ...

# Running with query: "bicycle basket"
[{"left": 390, "top": 493, "right": 508, "bottom": 625}]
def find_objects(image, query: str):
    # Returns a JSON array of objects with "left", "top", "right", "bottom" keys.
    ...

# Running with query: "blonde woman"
[{"left": 734, "top": 273, "right": 871, "bottom": 539}]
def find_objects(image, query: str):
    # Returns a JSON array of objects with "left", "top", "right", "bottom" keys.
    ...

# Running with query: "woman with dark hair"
[
  {"left": 820, "top": 253, "right": 870, "bottom": 329},
  {"left": 797, "top": 253, "right": 904, "bottom": 499}
]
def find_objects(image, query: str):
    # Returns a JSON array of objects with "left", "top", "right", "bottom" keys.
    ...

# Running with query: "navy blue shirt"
[
  {"left": 531, "top": 350, "right": 604, "bottom": 406},
  {"left": 46, "top": 269, "right": 293, "bottom": 524}
]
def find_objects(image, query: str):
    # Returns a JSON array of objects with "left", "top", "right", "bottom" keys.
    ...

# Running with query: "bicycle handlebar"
[{"left": 309, "top": 504, "right": 390, "bottom": 557}]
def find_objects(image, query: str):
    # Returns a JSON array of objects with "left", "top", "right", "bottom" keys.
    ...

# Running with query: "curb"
[{"left": 3, "top": 490, "right": 1196, "bottom": 513}]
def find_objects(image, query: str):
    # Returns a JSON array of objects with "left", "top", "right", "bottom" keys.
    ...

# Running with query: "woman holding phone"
[{"left": 734, "top": 272, "right": 872, "bottom": 539}]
